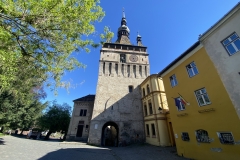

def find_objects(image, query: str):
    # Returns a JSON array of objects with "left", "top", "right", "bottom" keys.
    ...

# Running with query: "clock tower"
[{"left": 88, "top": 11, "right": 150, "bottom": 146}]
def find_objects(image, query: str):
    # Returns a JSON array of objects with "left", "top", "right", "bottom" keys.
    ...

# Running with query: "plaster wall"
[
  {"left": 201, "top": 9, "right": 240, "bottom": 118},
  {"left": 161, "top": 47, "right": 240, "bottom": 159},
  {"left": 67, "top": 101, "right": 94, "bottom": 141}
]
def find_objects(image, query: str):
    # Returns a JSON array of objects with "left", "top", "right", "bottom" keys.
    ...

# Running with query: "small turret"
[{"left": 137, "top": 32, "right": 143, "bottom": 46}]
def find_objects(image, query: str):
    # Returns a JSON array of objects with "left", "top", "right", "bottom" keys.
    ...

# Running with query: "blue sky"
[{"left": 44, "top": 0, "right": 240, "bottom": 108}]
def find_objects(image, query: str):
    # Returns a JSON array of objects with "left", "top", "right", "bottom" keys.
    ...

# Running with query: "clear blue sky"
[{"left": 44, "top": 0, "right": 240, "bottom": 108}]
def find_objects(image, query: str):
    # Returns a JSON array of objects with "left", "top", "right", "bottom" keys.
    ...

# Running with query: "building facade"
[
  {"left": 199, "top": 2, "right": 240, "bottom": 119},
  {"left": 66, "top": 95, "right": 95, "bottom": 141},
  {"left": 140, "top": 74, "right": 174, "bottom": 146},
  {"left": 159, "top": 42, "right": 240, "bottom": 160},
  {"left": 88, "top": 12, "right": 150, "bottom": 146}
]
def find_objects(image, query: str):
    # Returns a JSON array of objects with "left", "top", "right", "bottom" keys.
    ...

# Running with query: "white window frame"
[
  {"left": 217, "top": 132, "right": 235, "bottom": 144},
  {"left": 222, "top": 32, "right": 240, "bottom": 56},
  {"left": 186, "top": 61, "right": 199, "bottom": 77},
  {"left": 195, "top": 88, "right": 211, "bottom": 106},
  {"left": 170, "top": 74, "right": 178, "bottom": 87}
]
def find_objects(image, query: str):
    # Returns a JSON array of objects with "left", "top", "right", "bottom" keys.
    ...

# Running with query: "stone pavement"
[{"left": 0, "top": 135, "right": 188, "bottom": 160}]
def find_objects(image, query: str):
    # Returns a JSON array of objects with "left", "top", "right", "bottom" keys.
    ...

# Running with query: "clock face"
[{"left": 129, "top": 55, "right": 138, "bottom": 62}]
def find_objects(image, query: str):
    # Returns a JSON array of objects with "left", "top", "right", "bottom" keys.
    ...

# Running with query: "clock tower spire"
[{"left": 115, "top": 9, "right": 131, "bottom": 45}]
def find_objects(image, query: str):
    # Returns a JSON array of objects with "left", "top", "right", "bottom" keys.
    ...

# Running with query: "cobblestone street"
[{"left": 0, "top": 136, "right": 188, "bottom": 160}]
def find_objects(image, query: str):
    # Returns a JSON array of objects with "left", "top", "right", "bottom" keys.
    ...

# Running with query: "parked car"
[{"left": 26, "top": 129, "right": 42, "bottom": 139}]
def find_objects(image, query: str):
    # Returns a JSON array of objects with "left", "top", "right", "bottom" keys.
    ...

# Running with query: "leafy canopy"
[
  {"left": 0, "top": 0, "right": 106, "bottom": 91},
  {"left": 37, "top": 101, "right": 71, "bottom": 134}
]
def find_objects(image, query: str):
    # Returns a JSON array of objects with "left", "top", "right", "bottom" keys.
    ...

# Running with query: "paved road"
[{"left": 0, "top": 135, "right": 188, "bottom": 160}]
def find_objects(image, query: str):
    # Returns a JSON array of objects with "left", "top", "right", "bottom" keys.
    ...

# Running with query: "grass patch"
[{"left": 0, "top": 133, "right": 5, "bottom": 137}]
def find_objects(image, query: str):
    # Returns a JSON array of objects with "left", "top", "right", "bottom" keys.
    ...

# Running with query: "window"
[
  {"left": 80, "top": 109, "right": 87, "bottom": 116},
  {"left": 195, "top": 129, "right": 210, "bottom": 143},
  {"left": 217, "top": 132, "right": 234, "bottom": 144},
  {"left": 175, "top": 97, "right": 185, "bottom": 111},
  {"left": 186, "top": 62, "right": 199, "bottom": 77},
  {"left": 195, "top": 88, "right": 211, "bottom": 106},
  {"left": 86, "top": 125, "right": 89, "bottom": 128},
  {"left": 181, "top": 132, "right": 190, "bottom": 141},
  {"left": 120, "top": 54, "right": 126, "bottom": 63},
  {"left": 151, "top": 124, "right": 156, "bottom": 136},
  {"left": 170, "top": 74, "right": 178, "bottom": 87},
  {"left": 142, "top": 88, "right": 146, "bottom": 97},
  {"left": 129, "top": 86, "right": 133, "bottom": 92},
  {"left": 144, "top": 105, "right": 148, "bottom": 116},
  {"left": 146, "top": 124, "right": 150, "bottom": 136},
  {"left": 147, "top": 84, "right": 150, "bottom": 94},
  {"left": 149, "top": 102, "right": 153, "bottom": 114},
  {"left": 222, "top": 32, "right": 240, "bottom": 55}
]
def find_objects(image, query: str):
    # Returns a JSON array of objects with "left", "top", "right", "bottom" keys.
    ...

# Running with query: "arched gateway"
[{"left": 101, "top": 121, "right": 118, "bottom": 146}]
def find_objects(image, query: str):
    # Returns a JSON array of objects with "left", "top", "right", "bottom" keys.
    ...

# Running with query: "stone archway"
[{"left": 101, "top": 121, "right": 119, "bottom": 147}]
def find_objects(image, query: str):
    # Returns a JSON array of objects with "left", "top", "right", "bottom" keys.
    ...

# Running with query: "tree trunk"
[
  {"left": 20, "top": 128, "right": 24, "bottom": 135},
  {"left": 44, "top": 130, "right": 52, "bottom": 140},
  {"left": 63, "top": 132, "right": 67, "bottom": 141},
  {"left": 0, "top": 126, "right": 4, "bottom": 133}
]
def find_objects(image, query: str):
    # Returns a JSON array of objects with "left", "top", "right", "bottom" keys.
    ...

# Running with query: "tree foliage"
[
  {"left": 37, "top": 101, "right": 71, "bottom": 140},
  {"left": 0, "top": 0, "right": 107, "bottom": 91},
  {"left": 100, "top": 26, "right": 114, "bottom": 44},
  {"left": 0, "top": 87, "right": 47, "bottom": 131}
]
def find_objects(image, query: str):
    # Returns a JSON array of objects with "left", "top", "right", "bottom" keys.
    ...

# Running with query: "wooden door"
[{"left": 76, "top": 125, "right": 84, "bottom": 137}]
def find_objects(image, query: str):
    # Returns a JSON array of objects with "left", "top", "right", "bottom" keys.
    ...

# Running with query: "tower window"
[
  {"left": 148, "top": 102, "right": 153, "bottom": 114},
  {"left": 129, "top": 86, "right": 133, "bottom": 92},
  {"left": 151, "top": 124, "right": 156, "bottom": 136},
  {"left": 120, "top": 54, "right": 126, "bottom": 63},
  {"left": 80, "top": 109, "right": 87, "bottom": 116},
  {"left": 146, "top": 124, "right": 150, "bottom": 136},
  {"left": 103, "top": 62, "right": 105, "bottom": 74},
  {"left": 142, "top": 88, "right": 146, "bottom": 97},
  {"left": 147, "top": 84, "right": 150, "bottom": 94},
  {"left": 109, "top": 63, "right": 112, "bottom": 76}
]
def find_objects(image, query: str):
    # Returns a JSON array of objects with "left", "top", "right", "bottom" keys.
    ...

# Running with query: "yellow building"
[
  {"left": 158, "top": 42, "right": 240, "bottom": 160},
  {"left": 140, "top": 74, "right": 175, "bottom": 146}
]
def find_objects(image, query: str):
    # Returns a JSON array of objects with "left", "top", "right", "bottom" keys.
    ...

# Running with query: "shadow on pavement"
[
  {"left": 0, "top": 138, "right": 6, "bottom": 145},
  {"left": 38, "top": 148, "right": 114, "bottom": 160}
]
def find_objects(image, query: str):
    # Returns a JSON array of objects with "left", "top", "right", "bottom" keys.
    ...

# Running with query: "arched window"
[
  {"left": 195, "top": 129, "right": 209, "bottom": 143},
  {"left": 147, "top": 84, "right": 150, "bottom": 94},
  {"left": 142, "top": 88, "right": 145, "bottom": 97}
]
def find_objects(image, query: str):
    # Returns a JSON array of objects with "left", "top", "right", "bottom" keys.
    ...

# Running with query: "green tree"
[
  {"left": 0, "top": 85, "right": 47, "bottom": 132},
  {"left": 37, "top": 101, "right": 71, "bottom": 140},
  {"left": 0, "top": 0, "right": 107, "bottom": 91}
]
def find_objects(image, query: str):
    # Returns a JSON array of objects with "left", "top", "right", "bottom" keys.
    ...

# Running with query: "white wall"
[{"left": 201, "top": 8, "right": 240, "bottom": 118}]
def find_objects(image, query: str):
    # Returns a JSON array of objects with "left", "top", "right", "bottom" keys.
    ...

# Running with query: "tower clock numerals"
[{"left": 129, "top": 55, "right": 138, "bottom": 62}]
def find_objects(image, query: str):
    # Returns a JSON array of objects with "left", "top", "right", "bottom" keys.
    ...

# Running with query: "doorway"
[
  {"left": 76, "top": 121, "right": 84, "bottom": 137},
  {"left": 101, "top": 121, "right": 119, "bottom": 146}
]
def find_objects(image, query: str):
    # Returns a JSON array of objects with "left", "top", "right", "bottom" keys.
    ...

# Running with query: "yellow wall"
[
  {"left": 161, "top": 47, "right": 240, "bottom": 159},
  {"left": 141, "top": 74, "right": 173, "bottom": 146}
]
